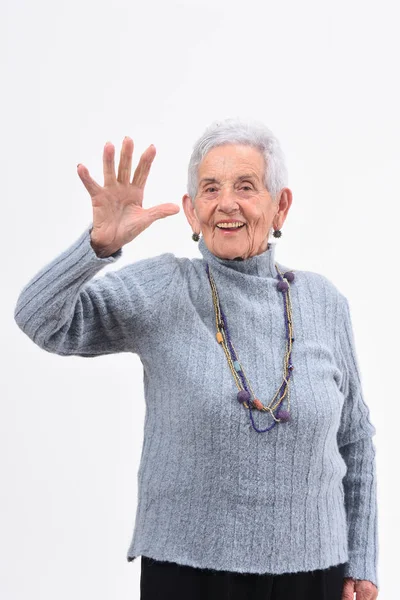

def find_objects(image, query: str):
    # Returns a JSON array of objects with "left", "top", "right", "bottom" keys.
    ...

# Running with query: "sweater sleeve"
[
  {"left": 335, "top": 294, "right": 379, "bottom": 589},
  {"left": 14, "top": 223, "right": 179, "bottom": 357}
]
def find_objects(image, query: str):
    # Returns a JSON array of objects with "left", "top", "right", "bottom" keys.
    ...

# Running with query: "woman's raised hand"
[{"left": 77, "top": 137, "right": 180, "bottom": 257}]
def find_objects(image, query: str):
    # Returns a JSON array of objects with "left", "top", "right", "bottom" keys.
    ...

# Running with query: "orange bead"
[
  {"left": 216, "top": 332, "right": 223, "bottom": 343},
  {"left": 252, "top": 398, "right": 264, "bottom": 410}
]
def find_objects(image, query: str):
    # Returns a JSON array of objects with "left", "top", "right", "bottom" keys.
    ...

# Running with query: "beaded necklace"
[{"left": 204, "top": 260, "right": 296, "bottom": 434}]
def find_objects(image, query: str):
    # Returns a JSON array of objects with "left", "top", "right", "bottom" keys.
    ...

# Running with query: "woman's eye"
[{"left": 204, "top": 185, "right": 252, "bottom": 193}]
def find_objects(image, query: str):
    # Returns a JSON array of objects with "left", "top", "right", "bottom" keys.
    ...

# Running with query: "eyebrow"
[{"left": 199, "top": 174, "right": 258, "bottom": 186}]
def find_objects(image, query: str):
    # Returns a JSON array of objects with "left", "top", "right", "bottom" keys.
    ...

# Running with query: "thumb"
[
  {"left": 144, "top": 203, "right": 181, "bottom": 224},
  {"left": 341, "top": 578, "right": 355, "bottom": 600}
]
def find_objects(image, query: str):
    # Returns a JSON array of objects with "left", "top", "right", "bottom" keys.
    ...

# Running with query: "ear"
[
  {"left": 273, "top": 187, "right": 293, "bottom": 230},
  {"left": 182, "top": 193, "right": 201, "bottom": 231}
]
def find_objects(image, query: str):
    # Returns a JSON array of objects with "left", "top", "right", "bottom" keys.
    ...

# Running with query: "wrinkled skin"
[{"left": 182, "top": 144, "right": 292, "bottom": 260}]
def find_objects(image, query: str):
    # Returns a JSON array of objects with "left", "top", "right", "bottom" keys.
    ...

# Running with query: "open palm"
[{"left": 77, "top": 137, "right": 180, "bottom": 256}]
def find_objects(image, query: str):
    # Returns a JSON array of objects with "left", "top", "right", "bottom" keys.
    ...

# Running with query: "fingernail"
[{"left": 77, "top": 163, "right": 81, "bottom": 168}]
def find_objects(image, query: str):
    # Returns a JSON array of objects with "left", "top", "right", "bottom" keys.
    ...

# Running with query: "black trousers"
[{"left": 140, "top": 555, "right": 346, "bottom": 600}]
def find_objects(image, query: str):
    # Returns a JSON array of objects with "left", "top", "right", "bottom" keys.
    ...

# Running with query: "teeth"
[{"left": 216, "top": 222, "right": 245, "bottom": 229}]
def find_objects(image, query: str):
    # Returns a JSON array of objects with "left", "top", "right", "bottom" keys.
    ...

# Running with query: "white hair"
[{"left": 187, "top": 117, "right": 288, "bottom": 204}]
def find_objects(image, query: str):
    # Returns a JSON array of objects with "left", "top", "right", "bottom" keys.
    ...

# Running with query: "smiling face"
[{"left": 182, "top": 144, "right": 292, "bottom": 260}]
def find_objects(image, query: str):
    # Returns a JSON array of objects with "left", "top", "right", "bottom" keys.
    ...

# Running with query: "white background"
[{"left": 3, "top": 0, "right": 398, "bottom": 598}]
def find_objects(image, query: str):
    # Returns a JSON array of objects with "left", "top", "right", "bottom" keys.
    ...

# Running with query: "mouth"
[{"left": 215, "top": 223, "right": 246, "bottom": 234}]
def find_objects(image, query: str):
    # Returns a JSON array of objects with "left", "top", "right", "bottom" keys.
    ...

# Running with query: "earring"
[
  {"left": 192, "top": 232, "right": 200, "bottom": 242},
  {"left": 273, "top": 229, "right": 282, "bottom": 238}
]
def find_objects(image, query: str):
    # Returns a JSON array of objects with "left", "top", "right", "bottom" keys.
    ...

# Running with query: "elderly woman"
[{"left": 14, "top": 118, "right": 378, "bottom": 600}]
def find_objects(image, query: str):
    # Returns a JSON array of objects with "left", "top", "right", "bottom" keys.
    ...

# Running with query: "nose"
[{"left": 217, "top": 187, "right": 240, "bottom": 214}]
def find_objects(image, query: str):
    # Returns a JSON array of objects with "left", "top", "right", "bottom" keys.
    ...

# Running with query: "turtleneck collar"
[{"left": 198, "top": 236, "right": 278, "bottom": 278}]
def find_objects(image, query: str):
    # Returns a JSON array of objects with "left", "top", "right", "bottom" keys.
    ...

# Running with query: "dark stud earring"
[
  {"left": 192, "top": 232, "right": 200, "bottom": 242},
  {"left": 273, "top": 229, "right": 282, "bottom": 238}
]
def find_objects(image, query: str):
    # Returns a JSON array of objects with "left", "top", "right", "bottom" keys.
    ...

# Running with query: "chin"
[{"left": 213, "top": 244, "right": 245, "bottom": 260}]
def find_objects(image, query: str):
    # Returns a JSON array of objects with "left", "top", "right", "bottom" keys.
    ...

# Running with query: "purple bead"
[
  {"left": 284, "top": 271, "right": 295, "bottom": 282},
  {"left": 237, "top": 390, "right": 250, "bottom": 404},
  {"left": 276, "top": 409, "right": 290, "bottom": 422},
  {"left": 277, "top": 280, "right": 289, "bottom": 292}
]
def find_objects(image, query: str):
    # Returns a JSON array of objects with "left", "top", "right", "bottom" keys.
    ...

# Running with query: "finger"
[
  {"left": 131, "top": 144, "right": 156, "bottom": 188},
  {"left": 117, "top": 136, "right": 134, "bottom": 184},
  {"left": 354, "top": 581, "right": 376, "bottom": 600},
  {"left": 144, "top": 203, "right": 180, "bottom": 225},
  {"left": 340, "top": 581, "right": 354, "bottom": 600},
  {"left": 77, "top": 164, "right": 102, "bottom": 197},
  {"left": 103, "top": 141, "right": 116, "bottom": 186}
]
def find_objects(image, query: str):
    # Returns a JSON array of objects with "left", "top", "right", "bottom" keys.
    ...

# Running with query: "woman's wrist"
[{"left": 90, "top": 236, "right": 120, "bottom": 258}]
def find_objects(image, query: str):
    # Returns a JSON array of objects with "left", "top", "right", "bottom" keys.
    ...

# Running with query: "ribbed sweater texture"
[{"left": 14, "top": 224, "right": 379, "bottom": 588}]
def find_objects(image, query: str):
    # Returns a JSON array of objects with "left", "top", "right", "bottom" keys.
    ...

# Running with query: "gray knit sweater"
[{"left": 14, "top": 223, "right": 379, "bottom": 588}]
